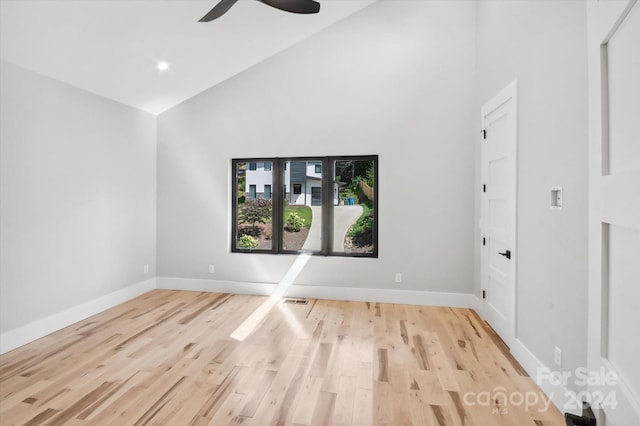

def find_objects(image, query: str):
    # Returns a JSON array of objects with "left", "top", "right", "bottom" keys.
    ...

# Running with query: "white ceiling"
[{"left": 0, "top": 0, "right": 376, "bottom": 115}]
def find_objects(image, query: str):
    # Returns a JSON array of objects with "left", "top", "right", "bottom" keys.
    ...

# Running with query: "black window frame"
[
  {"left": 315, "top": 163, "right": 322, "bottom": 173},
  {"left": 292, "top": 183, "right": 302, "bottom": 195},
  {"left": 231, "top": 156, "right": 378, "bottom": 258}
]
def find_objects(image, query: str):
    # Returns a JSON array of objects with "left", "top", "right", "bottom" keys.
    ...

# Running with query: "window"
[
  {"left": 232, "top": 156, "right": 378, "bottom": 257},
  {"left": 249, "top": 162, "right": 257, "bottom": 171}
]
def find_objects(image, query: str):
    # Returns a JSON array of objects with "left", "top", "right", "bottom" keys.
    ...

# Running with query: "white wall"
[
  {"left": 157, "top": 1, "right": 477, "bottom": 292},
  {"left": 0, "top": 61, "right": 157, "bottom": 334},
  {"left": 475, "top": 1, "right": 589, "bottom": 393}
]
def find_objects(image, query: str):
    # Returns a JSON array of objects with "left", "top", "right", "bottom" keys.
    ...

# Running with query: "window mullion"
[
  {"left": 322, "top": 157, "right": 332, "bottom": 255},
  {"left": 273, "top": 158, "right": 283, "bottom": 254}
]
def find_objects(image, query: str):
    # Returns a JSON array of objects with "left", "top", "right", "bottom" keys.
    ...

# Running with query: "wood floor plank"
[
  {"left": 257, "top": 353, "right": 308, "bottom": 425},
  {"left": 290, "top": 375, "right": 323, "bottom": 425},
  {"left": 239, "top": 369, "right": 278, "bottom": 418},
  {"left": 331, "top": 375, "right": 356, "bottom": 426},
  {"left": 0, "top": 290, "right": 564, "bottom": 425},
  {"left": 310, "top": 391, "right": 337, "bottom": 426}
]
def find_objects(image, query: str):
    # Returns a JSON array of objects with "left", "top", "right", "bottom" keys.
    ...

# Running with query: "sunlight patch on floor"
[{"left": 230, "top": 254, "right": 311, "bottom": 341}]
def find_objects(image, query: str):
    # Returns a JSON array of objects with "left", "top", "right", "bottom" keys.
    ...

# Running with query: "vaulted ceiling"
[{"left": 0, "top": 0, "right": 376, "bottom": 114}]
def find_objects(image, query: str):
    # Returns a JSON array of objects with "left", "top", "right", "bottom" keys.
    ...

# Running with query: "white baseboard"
[
  {"left": 156, "top": 277, "right": 276, "bottom": 295},
  {"left": 0, "top": 276, "right": 481, "bottom": 355},
  {"left": 511, "top": 337, "right": 580, "bottom": 416},
  {"left": 156, "top": 277, "right": 481, "bottom": 309},
  {"left": 0, "top": 278, "right": 156, "bottom": 355}
]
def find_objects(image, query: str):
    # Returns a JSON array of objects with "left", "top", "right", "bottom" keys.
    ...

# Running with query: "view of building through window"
[{"left": 232, "top": 157, "right": 377, "bottom": 257}]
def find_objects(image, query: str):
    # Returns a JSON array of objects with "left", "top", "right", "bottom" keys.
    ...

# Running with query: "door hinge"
[
  {"left": 482, "top": 290, "right": 486, "bottom": 299},
  {"left": 481, "top": 129, "right": 486, "bottom": 140},
  {"left": 483, "top": 184, "right": 486, "bottom": 193},
  {"left": 482, "top": 237, "right": 486, "bottom": 246}
]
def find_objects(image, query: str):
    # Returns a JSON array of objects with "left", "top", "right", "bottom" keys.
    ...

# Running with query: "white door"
[
  {"left": 480, "top": 81, "right": 517, "bottom": 346},
  {"left": 587, "top": 1, "right": 640, "bottom": 424}
]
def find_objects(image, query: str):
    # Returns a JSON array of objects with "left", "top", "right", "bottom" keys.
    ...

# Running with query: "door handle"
[{"left": 498, "top": 250, "right": 511, "bottom": 259}]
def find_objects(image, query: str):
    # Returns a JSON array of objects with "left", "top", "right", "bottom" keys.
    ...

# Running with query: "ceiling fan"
[{"left": 199, "top": 0, "right": 321, "bottom": 22}]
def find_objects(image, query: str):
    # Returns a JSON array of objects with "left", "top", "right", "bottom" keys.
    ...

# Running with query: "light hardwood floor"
[{"left": 0, "top": 290, "right": 564, "bottom": 425}]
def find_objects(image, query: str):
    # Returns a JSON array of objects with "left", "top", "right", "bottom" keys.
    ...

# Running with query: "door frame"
[{"left": 480, "top": 80, "right": 518, "bottom": 348}]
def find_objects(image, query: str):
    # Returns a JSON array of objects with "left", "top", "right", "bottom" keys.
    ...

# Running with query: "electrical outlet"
[
  {"left": 550, "top": 187, "right": 563, "bottom": 210},
  {"left": 554, "top": 346, "right": 562, "bottom": 367},
  {"left": 209, "top": 265, "right": 215, "bottom": 274},
  {"left": 143, "top": 264, "right": 149, "bottom": 274},
  {"left": 395, "top": 273, "right": 402, "bottom": 283}
]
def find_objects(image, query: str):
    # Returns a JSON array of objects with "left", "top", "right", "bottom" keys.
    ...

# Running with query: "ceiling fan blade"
[
  {"left": 199, "top": 0, "right": 240, "bottom": 22},
  {"left": 258, "top": 0, "right": 320, "bottom": 14}
]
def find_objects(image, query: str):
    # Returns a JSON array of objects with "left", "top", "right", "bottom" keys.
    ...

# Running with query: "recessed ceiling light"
[{"left": 157, "top": 61, "right": 169, "bottom": 71}]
